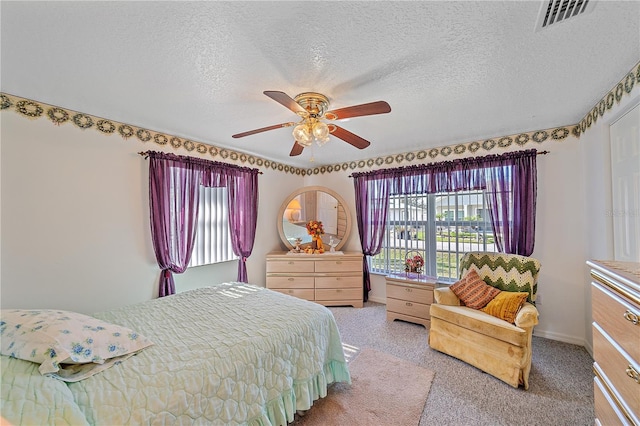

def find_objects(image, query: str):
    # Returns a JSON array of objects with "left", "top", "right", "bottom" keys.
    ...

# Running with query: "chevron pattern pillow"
[{"left": 459, "top": 252, "right": 541, "bottom": 304}]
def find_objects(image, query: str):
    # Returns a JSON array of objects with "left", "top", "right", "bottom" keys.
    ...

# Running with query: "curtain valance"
[{"left": 351, "top": 149, "right": 537, "bottom": 195}]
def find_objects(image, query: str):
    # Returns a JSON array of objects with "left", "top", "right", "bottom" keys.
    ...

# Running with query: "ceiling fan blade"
[
  {"left": 289, "top": 141, "right": 304, "bottom": 156},
  {"left": 263, "top": 91, "right": 307, "bottom": 115},
  {"left": 325, "top": 101, "right": 391, "bottom": 120},
  {"left": 330, "top": 125, "right": 371, "bottom": 149},
  {"left": 232, "top": 122, "right": 295, "bottom": 138}
]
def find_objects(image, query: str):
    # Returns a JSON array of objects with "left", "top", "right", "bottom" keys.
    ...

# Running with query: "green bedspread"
[{"left": 1, "top": 283, "right": 350, "bottom": 425}]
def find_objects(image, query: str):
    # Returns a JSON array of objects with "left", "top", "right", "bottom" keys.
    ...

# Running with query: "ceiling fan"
[{"left": 232, "top": 91, "right": 391, "bottom": 156}]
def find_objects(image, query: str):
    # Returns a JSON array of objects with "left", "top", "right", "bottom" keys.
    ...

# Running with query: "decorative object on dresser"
[
  {"left": 385, "top": 272, "right": 436, "bottom": 328},
  {"left": 404, "top": 251, "right": 425, "bottom": 274},
  {"left": 306, "top": 220, "right": 325, "bottom": 253},
  {"left": 588, "top": 260, "right": 640, "bottom": 426},
  {"left": 266, "top": 252, "right": 364, "bottom": 308}
]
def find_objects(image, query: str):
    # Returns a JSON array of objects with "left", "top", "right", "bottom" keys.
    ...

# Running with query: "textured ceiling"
[{"left": 1, "top": 1, "right": 639, "bottom": 167}]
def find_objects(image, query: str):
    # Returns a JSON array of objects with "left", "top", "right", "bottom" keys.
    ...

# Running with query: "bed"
[{"left": 0, "top": 282, "right": 351, "bottom": 425}]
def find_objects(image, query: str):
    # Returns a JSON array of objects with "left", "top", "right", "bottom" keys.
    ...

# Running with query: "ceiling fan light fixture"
[
  {"left": 233, "top": 91, "right": 390, "bottom": 157},
  {"left": 316, "top": 136, "right": 330, "bottom": 147},
  {"left": 292, "top": 123, "right": 312, "bottom": 146},
  {"left": 312, "top": 121, "right": 329, "bottom": 140}
]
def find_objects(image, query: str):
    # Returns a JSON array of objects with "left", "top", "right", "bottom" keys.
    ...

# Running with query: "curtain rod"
[
  {"left": 347, "top": 150, "right": 550, "bottom": 178},
  {"left": 137, "top": 151, "right": 263, "bottom": 174}
]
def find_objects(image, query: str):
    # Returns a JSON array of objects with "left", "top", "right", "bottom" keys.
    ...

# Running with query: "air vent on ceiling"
[{"left": 535, "top": 0, "right": 597, "bottom": 32}]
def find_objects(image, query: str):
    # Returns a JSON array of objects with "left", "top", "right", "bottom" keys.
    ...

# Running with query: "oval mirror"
[{"left": 277, "top": 186, "right": 352, "bottom": 251}]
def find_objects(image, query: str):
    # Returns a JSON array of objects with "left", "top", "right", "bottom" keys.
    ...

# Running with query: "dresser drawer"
[
  {"left": 315, "top": 276, "right": 361, "bottom": 289},
  {"left": 266, "top": 276, "right": 314, "bottom": 289},
  {"left": 316, "top": 287, "right": 361, "bottom": 301},
  {"left": 593, "top": 283, "right": 640, "bottom": 361},
  {"left": 594, "top": 373, "right": 629, "bottom": 426},
  {"left": 314, "top": 260, "right": 361, "bottom": 273},
  {"left": 593, "top": 324, "right": 640, "bottom": 417},
  {"left": 266, "top": 260, "right": 314, "bottom": 273},
  {"left": 387, "top": 283, "right": 433, "bottom": 305},
  {"left": 270, "top": 288, "right": 315, "bottom": 301},
  {"left": 387, "top": 297, "right": 430, "bottom": 320}
]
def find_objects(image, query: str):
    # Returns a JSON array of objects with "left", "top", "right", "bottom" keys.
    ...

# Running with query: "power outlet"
[{"left": 536, "top": 295, "right": 543, "bottom": 305}]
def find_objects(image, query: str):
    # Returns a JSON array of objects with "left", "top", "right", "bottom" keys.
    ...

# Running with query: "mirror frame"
[{"left": 277, "top": 186, "right": 352, "bottom": 251}]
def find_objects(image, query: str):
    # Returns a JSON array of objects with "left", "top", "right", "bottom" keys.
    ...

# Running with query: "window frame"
[{"left": 370, "top": 190, "right": 497, "bottom": 282}]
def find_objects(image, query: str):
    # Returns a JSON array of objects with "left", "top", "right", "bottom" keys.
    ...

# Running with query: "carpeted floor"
[
  {"left": 325, "top": 302, "right": 594, "bottom": 426},
  {"left": 295, "top": 348, "right": 434, "bottom": 425}
]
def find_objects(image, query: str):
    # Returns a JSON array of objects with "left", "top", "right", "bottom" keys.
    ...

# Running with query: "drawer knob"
[
  {"left": 625, "top": 365, "right": 640, "bottom": 384},
  {"left": 288, "top": 278, "right": 294, "bottom": 281},
  {"left": 288, "top": 261, "right": 294, "bottom": 264},
  {"left": 336, "top": 289, "right": 342, "bottom": 293},
  {"left": 623, "top": 309, "right": 639, "bottom": 325},
  {"left": 405, "top": 288, "right": 413, "bottom": 292},
  {"left": 406, "top": 302, "right": 413, "bottom": 307}
]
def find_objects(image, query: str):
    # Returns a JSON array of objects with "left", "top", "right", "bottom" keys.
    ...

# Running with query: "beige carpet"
[{"left": 295, "top": 347, "right": 434, "bottom": 426}]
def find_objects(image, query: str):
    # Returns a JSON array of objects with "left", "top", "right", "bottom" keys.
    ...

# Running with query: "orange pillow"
[
  {"left": 450, "top": 269, "right": 500, "bottom": 309},
  {"left": 481, "top": 291, "right": 529, "bottom": 323}
]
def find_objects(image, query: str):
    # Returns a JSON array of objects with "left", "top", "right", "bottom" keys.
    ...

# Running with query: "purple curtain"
[
  {"left": 149, "top": 155, "right": 202, "bottom": 297},
  {"left": 147, "top": 151, "right": 259, "bottom": 297},
  {"left": 225, "top": 168, "right": 259, "bottom": 282},
  {"left": 353, "top": 174, "right": 391, "bottom": 302},
  {"left": 484, "top": 150, "right": 537, "bottom": 256}
]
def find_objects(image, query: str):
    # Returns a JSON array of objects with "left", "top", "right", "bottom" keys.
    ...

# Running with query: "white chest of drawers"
[
  {"left": 266, "top": 251, "right": 363, "bottom": 308},
  {"left": 588, "top": 260, "right": 640, "bottom": 426}
]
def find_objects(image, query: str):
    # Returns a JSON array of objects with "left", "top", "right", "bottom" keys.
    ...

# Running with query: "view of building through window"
[{"left": 370, "top": 190, "right": 497, "bottom": 281}]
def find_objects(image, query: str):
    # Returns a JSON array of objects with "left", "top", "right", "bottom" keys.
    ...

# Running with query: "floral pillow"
[{"left": 0, "top": 309, "right": 153, "bottom": 380}]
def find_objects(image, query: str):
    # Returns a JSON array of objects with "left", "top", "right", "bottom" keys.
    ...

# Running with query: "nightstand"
[{"left": 385, "top": 272, "right": 436, "bottom": 328}]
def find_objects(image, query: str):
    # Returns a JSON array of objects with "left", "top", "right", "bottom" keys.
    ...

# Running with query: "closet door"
[{"left": 609, "top": 103, "right": 640, "bottom": 262}]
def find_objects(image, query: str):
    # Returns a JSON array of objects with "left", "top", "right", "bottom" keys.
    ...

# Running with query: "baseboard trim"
[
  {"left": 533, "top": 329, "right": 586, "bottom": 347},
  {"left": 368, "top": 295, "right": 385, "bottom": 304}
]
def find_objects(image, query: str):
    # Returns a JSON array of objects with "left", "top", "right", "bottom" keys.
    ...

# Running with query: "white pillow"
[{"left": 0, "top": 309, "right": 153, "bottom": 378}]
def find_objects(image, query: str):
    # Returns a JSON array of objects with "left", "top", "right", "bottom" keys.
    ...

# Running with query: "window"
[
  {"left": 370, "top": 190, "right": 497, "bottom": 282},
  {"left": 189, "top": 186, "right": 237, "bottom": 267}
]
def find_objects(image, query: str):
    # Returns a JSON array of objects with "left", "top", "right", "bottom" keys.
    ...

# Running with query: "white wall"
[
  {"left": 531, "top": 137, "right": 588, "bottom": 344},
  {"left": 0, "top": 112, "right": 301, "bottom": 314}
]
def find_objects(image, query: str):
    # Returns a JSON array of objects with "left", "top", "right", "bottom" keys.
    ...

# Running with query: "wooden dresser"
[
  {"left": 266, "top": 251, "right": 363, "bottom": 308},
  {"left": 385, "top": 272, "right": 436, "bottom": 328},
  {"left": 588, "top": 260, "right": 640, "bottom": 426}
]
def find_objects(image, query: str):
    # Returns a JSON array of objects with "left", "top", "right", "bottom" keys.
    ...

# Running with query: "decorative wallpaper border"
[
  {"left": 576, "top": 61, "right": 640, "bottom": 136},
  {"left": 1, "top": 61, "right": 637, "bottom": 175}
]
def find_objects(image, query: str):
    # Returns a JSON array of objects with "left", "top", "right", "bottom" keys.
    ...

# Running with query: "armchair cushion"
[
  {"left": 481, "top": 291, "right": 529, "bottom": 323},
  {"left": 429, "top": 303, "right": 529, "bottom": 347},
  {"left": 433, "top": 287, "right": 461, "bottom": 306},
  {"left": 450, "top": 269, "right": 500, "bottom": 309}
]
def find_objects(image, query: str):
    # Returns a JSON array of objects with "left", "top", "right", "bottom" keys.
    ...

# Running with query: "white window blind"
[{"left": 189, "top": 186, "right": 237, "bottom": 267}]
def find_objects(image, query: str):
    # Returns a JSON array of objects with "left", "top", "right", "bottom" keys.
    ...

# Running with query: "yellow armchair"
[{"left": 428, "top": 252, "right": 541, "bottom": 389}]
